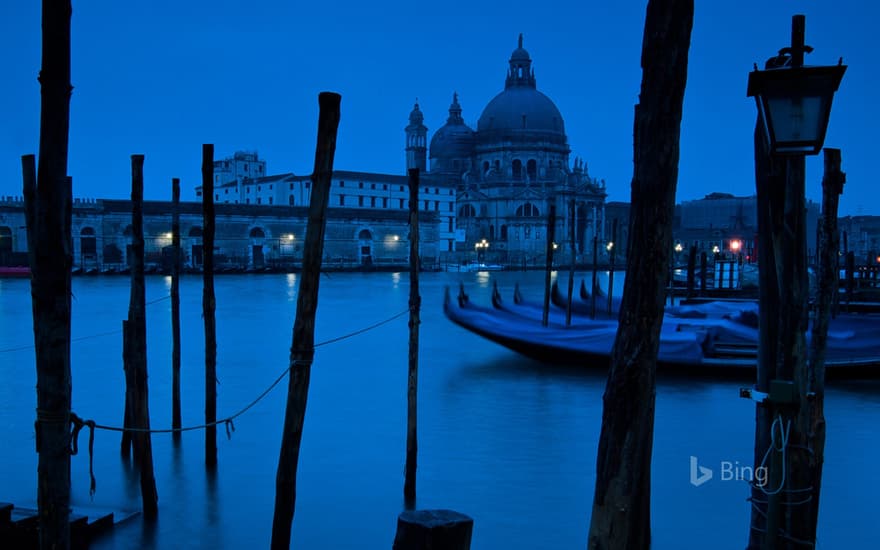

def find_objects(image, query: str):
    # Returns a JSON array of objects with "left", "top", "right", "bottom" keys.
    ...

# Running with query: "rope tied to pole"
[
  {"left": 31, "top": 307, "right": 408, "bottom": 497},
  {"left": 69, "top": 412, "right": 96, "bottom": 497}
]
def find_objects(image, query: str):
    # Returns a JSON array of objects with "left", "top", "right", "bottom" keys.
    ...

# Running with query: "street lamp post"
[{"left": 745, "top": 14, "right": 844, "bottom": 549}]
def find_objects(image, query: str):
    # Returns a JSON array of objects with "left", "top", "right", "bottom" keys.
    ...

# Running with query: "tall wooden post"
[
  {"left": 699, "top": 251, "right": 707, "bottom": 294},
  {"left": 748, "top": 103, "right": 786, "bottom": 550},
  {"left": 541, "top": 204, "right": 557, "bottom": 327},
  {"left": 404, "top": 168, "right": 421, "bottom": 507},
  {"left": 686, "top": 245, "right": 696, "bottom": 298},
  {"left": 24, "top": 158, "right": 74, "bottom": 548},
  {"left": 607, "top": 219, "right": 618, "bottom": 315},
  {"left": 845, "top": 251, "right": 854, "bottom": 305},
  {"left": 26, "top": 1, "right": 74, "bottom": 546},
  {"left": 171, "top": 178, "right": 182, "bottom": 440},
  {"left": 271, "top": 92, "right": 341, "bottom": 549},
  {"left": 566, "top": 199, "right": 576, "bottom": 326},
  {"left": 127, "top": 155, "right": 159, "bottom": 518},
  {"left": 587, "top": 1, "right": 693, "bottom": 547},
  {"left": 590, "top": 235, "right": 598, "bottom": 318},
  {"left": 788, "top": 149, "right": 844, "bottom": 545},
  {"left": 202, "top": 145, "right": 217, "bottom": 467}
]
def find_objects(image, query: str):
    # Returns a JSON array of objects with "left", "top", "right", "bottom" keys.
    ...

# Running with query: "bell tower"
[{"left": 405, "top": 101, "right": 428, "bottom": 173}]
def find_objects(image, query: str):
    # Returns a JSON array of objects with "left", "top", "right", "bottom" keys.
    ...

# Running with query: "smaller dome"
[{"left": 430, "top": 93, "right": 475, "bottom": 162}]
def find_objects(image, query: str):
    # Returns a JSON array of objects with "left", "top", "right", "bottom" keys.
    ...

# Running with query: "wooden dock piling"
[
  {"left": 25, "top": 1, "right": 74, "bottom": 545},
  {"left": 404, "top": 168, "right": 421, "bottom": 507},
  {"left": 23, "top": 155, "right": 74, "bottom": 548},
  {"left": 271, "top": 92, "right": 341, "bottom": 550},
  {"left": 392, "top": 509, "right": 473, "bottom": 550},
  {"left": 587, "top": 1, "right": 694, "bottom": 546},
  {"left": 590, "top": 235, "right": 598, "bottom": 318},
  {"left": 686, "top": 244, "right": 696, "bottom": 298},
  {"left": 126, "top": 154, "right": 159, "bottom": 518},
  {"left": 607, "top": 219, "right": 617, "bottom": 315},
  {"left": 202, "top": 145, "right": 217, "bottom": 468},
  {"left": 541, "top": 204, "right": 556, "bottom": 327},
  {"left": 171, "top": 177, "right": 182, "bottom": 441},
  {"left": 566, "top": 199, "right": 575, "bottom": 326},
  {"left": 790, "top": 148, "right": 845, "bottom": 544}
]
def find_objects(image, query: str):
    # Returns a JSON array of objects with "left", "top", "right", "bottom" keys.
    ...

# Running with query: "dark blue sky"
[{"left": 1, "top": 1, "right": 874, "bottom": 214}]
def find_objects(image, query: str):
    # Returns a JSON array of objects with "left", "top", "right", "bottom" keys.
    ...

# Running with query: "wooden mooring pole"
[
  {"left": 171, "top": 177, "right": 182, "bottom": 441},
  {"left": 392, "top": 509, "right": 473, "bottom": 550},
  {"left": 587, "top": 0, "right": 693, "bottom": 545},
  {"left": 202, "top": 144, "right": 217, "bottom": 468},
  {"left": 127, "top": 154, "right": 159, "bottom": 518},
  {"left": 271, "top": 92, "right": 341, "bottom": 549},
  {"left": 25, "top": 2, "right": 74, "bottom": 545},
  {"left": 25, "top": 2, "right": 76, "bottom": 545},
  {"left": 541, "top": 204, "right": 557, "bottom": 327},
  {"left": 566, "top": 199, "right": 575, "bottom": 326},
  {"left": 590, "top": 234, "right": 598, "bottom": 319},
  {"left": 699, "top": 251, "right": 707, "bottom": 295},
  {"left": 789, "top": 148, "right": 844, "bottom": 545},
  {"left": 23, "top": 157, "right": 74, "bottom": 549},
  {"left": 404, "top": 168, "right": 421, "bottom": 507},
  {"left": 686, "top": 244, "right": 696, "bottom": 299},
  {"left": 607, "top": 218, "right": 617, "bottom": 315}
]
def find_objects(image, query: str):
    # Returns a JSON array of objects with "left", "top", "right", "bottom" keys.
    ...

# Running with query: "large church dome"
[
  {"left": 476, "top": 35, "right": 566, "bottom": 136},
  {"left": 477, "top": 88, "right": 565, "bottom": 134}
]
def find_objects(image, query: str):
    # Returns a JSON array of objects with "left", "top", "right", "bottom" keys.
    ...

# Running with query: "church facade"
[{"left": 409, "top": 35, "right": 608, "bottom": 263}]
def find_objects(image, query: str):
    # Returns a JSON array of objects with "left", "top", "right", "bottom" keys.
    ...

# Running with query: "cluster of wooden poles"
[{"left": 24, "top": 83, "right": 471, "bottom": 548}]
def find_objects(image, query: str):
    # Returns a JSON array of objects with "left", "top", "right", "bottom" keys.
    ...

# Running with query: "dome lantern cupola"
[{"left": 505, "top": 33, "right": 536, "bottom": 89}]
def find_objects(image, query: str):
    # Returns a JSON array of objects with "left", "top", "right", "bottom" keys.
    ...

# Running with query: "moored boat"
[
  {"left": 0, "top": 266, "right": 30, "bottom": 278},
  {"left": 444, "top": 284, "right": 880, "bottom": 375}
]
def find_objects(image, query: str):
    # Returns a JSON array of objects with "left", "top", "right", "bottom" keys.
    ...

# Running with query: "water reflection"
[
  {"left": 285, "top": 273, "right": 297, "bottom": 302},
  {"left": 1, "top": 272, "right": 877, "bottom": 549}
]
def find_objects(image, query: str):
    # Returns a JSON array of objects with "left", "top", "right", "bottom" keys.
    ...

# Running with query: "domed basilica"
[{"left": 406, "top": 35, "right": 608, "bottom": 261}]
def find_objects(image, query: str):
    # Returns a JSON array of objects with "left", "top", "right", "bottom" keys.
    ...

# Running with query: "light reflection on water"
[{"left": 0, "top": 272, "right": 878, "bottom": 549}]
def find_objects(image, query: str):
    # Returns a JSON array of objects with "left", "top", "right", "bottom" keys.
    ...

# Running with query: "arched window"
[
  {"left": 482, "top": 161, "right": 490, "bottom": 174},
  {"left": 358, "top": 229, "right": 373, "bottom": 240},
  {"left": 527, "top": 159, "right": 537, "bottom": 181},
  {"left": 500, "top": 225, "right": 508, "bottom": 241},
  {"left": 249, "top": 227, "right": 266, "bottom": 239},
  {"left": 458, "top": 204, "right": 476, "bottom": 218},
  {"left": 512, "top": 159, "right": 522, "bottom": 180},
  {"left": 80, "top": 227, "right": 97, "bottom": 257},
  {"left": 489, "top": 225, "right": 495, "bottom": 239},
  {"left": 188, "top": 226, "right": 203, "bottom": 238},
  {"left": 515, "top": 203, "right": 540, "bottom": 217}
]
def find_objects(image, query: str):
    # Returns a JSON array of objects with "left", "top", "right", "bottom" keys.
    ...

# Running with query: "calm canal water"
[{"left": 0, "top": 271, "right": 878, "bottom": 549}]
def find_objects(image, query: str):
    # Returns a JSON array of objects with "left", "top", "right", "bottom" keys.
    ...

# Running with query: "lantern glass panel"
[{"left": 765, "top": 95, "right": 827, "bottom": 153}]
